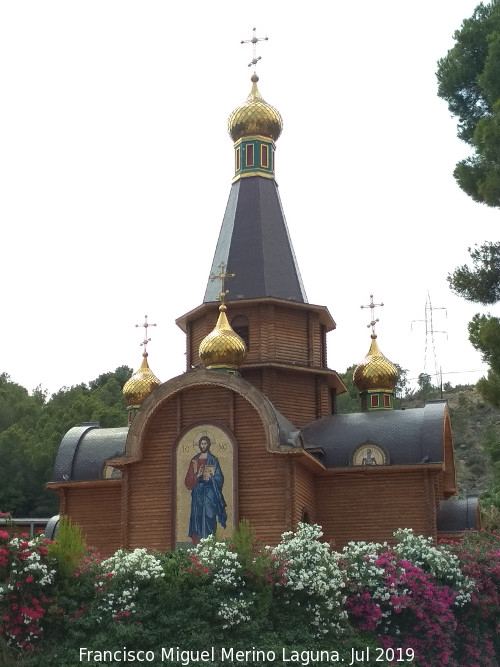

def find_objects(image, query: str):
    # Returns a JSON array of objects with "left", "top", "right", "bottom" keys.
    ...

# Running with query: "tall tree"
[
  {"left": 440, "top": 3, "right": 500, "bottom": 405},
  {"left": 448, "top": 241, "right": 500, "bottom": 304},
  {"left": 437, "top": 0, "right": 500, "bottom": 206},
  {"left": 468, "top": 313, "right": 500, "bottom": 407},
  {"left": 449, "top": 243, "right": 500, "bottom": 407}
]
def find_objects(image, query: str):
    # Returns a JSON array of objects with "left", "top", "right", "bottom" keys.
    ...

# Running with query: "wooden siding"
[
  {"left": 268, "top": 369, "right": 318, "bottom": 426},
  {"left": 233, "top": 393, "right": 288, "bottom": 544},
  {"left": 424, "top": 470, "right": 438, "bottom": 542},
  {"left": 239, "top": 368, "right": 264, "bottom": 392},
  {"left": 240, "top": 369, "right": 333, "bottom": 426},
  {"left": 316, "top": 470, "right": 435, "bottom": 549},
  {"left": 319, "top": 379, "right": 332, "bottom": 417},
  {"left": 274, "top": 307, "right": 309, "bottom": 365},
  {"left": 188, "top": 309, "right": 218, "bottom": 369},
  {"left": 308, "top": 311, "right": 322, "bottom": 368},
  {"left": 180, "top": 386, "right": 232, "bottom": 426},
  {"left": 185, "top": 299, "right": 332, "bottom": 427},
  {"left": 126, "top": 399, "right": 178, "bottom": 551},
  {"left": 292, "top": 460, "right": 317, "bottom": 527},
  {"left": 187, "top": 301, "right": 326, "bottom": 370},
  {"left": 65, "top": 483, "right": 122, "bottom": 557}
]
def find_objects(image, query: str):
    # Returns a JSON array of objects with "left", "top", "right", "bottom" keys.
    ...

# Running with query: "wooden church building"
[{"left": 47, "top": 66, "right": 478, "bottom": 556}]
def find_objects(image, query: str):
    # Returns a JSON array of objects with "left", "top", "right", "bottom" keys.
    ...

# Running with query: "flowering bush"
[
  {"left": 271, "top": 523, "right": 348, "bottom": 636},
  {"left": 444, "top": 530, "right": 500, "bottom": 666},
  {"left": 373, "top": 553, "right": 457, "bottom": 666},
  {"left": 393, "top": 528, "right": 473, "bottom": 603},
  {"left": 340, "top": 539, "right": 389, "bottom": 631},
  {"left": 0, "top": 513, "right": 55, "bottom": 650},
  {"left": 192, "top": 534, "right": 257, "bottom": 628},
  {"left": 3, "top": 513, "right": 500, "bottom": 666},
  {"left": 101, "top": 548, "right": 165, "bottom": 583},
  {"left": 341, "top": 532, "right": 463, "bottom": 666},
  {"left": 96, "top": 548, "right": 165, "bottom": 622}
]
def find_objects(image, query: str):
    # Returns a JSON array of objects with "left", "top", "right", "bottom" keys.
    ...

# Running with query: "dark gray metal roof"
[
  {"left": 52, "top": 424, "right": 127, "bottom": 482},
  {"left": 437, "top": 497, "right": 479, "bottom": 533},
  {"left": 44, "top": 515, "right": 59, "bottom": 540},
  {"left": 301, "top": 402, "right": 448, "bottom": 467},
  {"left": 204, "top": 176, "right": 307, "bottom": 303},
  {"left": 274, "top": 410, "right": 301, "bottom": 448}
]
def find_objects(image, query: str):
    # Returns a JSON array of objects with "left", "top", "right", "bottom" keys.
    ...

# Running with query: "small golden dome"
[
  {"left": 228, "top": 74, "right": 283, "bottom": 143},
  {"left": 199, "top": 305, "right": 247, "bottom": 370},
  {"left": 122, "top": 354, "right": 161, "bottom": 408},
  {"left": 353, "top": 335, "right": 398, "bottom": 393}
]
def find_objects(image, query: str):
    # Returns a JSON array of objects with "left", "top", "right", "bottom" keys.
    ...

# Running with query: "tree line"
[{"left": 0, "top": 367, "right": 130, "bottom": 517}]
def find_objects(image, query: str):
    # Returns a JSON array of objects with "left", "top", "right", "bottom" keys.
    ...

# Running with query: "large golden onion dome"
[
  {"left": 228, "top": 74, "right": 283, "bottom": 143},
  {"left": 122, "top": 354, "right": 161, "bottom": 408},
  {"left": 199, "top": 304, "right": 247, "bottom": 370},
  {"left": 353, "top": 335, "right": 398, "bottom": 393}
]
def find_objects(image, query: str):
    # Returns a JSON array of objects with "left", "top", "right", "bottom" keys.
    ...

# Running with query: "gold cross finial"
[
  {"left": 361, "top": 295, "right": 384, "bottom": 336},
  {"left": 209, "top": 262, "right": 235, "bottom": 305},
  {"left": 241, "top": 27, "right": 269, "bottom": 71},
  {"left": 135, "top": 315, "right": 157, "bottom": 356}
]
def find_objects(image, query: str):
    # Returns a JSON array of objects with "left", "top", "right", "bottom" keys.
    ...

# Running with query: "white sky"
[{"left": 1, "top": 1, "right": 498, "bottom": 397}]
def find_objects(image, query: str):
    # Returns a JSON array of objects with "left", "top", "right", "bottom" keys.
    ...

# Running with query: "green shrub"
[{"left": 47, "top": 515, "right": 86, "bottom": 577}]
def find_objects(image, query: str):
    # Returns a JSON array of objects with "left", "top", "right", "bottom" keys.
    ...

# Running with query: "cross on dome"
[
  {"left": 209, "top": 262, "right": 235, "bottom": 305},
  {"left": 361, "top": 295, "right": 384, "bottom": 336},
  {"left": 241, "top": 27, "right": 269, "bottom": 71},
  {"left": 135, "top": 315, "right": 157, "bottom": 356}
]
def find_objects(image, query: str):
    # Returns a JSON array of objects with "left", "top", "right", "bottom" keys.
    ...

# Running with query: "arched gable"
[
  {"left": 105, "top": 369, "right": 301, "bottom": 551},
  {"left": 121, "top": 368, "right": 299, "bottom": 464}
]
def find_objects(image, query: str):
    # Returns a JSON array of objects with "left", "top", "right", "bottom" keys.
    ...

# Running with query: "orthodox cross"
[
  {"left": 209, "top": 262, "right": 235, "bottom": 304},
  {"left": 135, "top": 315, "right": 157, "bottom": 356},
  {"left": 241, "top": 27, "right": 269, "bottom": 70},
  {"left": 361, "top": 295, "right": 384, "bottom": 335}
]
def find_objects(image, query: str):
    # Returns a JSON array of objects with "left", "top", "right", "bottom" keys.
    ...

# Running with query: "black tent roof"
[{"left": 204, "top": 176, "right": 307, "bottom": 304}]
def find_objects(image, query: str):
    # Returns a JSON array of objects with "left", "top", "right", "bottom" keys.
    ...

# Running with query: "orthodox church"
[{"left": 47, "top": 57, "right": 478, "bottom": 555}]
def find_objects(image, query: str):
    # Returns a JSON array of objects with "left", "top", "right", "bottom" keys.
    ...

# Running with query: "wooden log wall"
[
  {"left": 184, "top": 300, "right": 335, "bottom": 428},
  {"left": 188, "top": 308, "right": 219, "bottom": 369},
  {"left": 316, "top": 470, "right": 435, "bottom": 549},
  {"left": 233, "top": 392, "right": 289, "bottom": 544},
  {"left": 65, "top": 482, "right": 122, "bottom": 557},
  {"left": 269, "top": 369, "right": 319, "bottom": 426},
  {"left": 291, "top": 460, "right": 317, "bottom": 527},
  {"left": 187, "top": 302, "right": 325, "bottom": 370},
  {"left": 125, "top": 396, "right": 178, "bottom": 551},
  {"left": 273, "top": 307, "right": 310, "bottom": 365}
]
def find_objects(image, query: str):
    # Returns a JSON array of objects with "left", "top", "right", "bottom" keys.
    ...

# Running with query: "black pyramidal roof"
[{"left": 204, "top": 176, "right": 307, "bottom": 303}]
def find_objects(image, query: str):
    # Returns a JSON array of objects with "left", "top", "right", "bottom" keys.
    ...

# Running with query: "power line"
[
  {"left": 407, "top": 368, "right": 488, "bottom": 382},
  {"left": 411, "top": 291, "right": 447, "bottom": 382}
]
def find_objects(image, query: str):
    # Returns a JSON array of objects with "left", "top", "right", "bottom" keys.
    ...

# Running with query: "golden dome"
[
  {"left": 228, "top": 74, "right": 283, "bottom": 143},
  {"left": 122, "top": 354, "right": 161, "bottom": 408},
  {"left": 199, "top": 305, "right": 247, "bottom": 370},
  {"left": 353, "top": 335, "right": 398, "bottom": 393}
]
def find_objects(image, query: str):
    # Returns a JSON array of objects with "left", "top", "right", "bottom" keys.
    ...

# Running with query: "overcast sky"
[{"left": 0, "top": 1, "right": 498, "bottom": 396}]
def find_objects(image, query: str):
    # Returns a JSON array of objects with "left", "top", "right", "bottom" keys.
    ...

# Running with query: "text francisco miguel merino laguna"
[{"left": 79, "top": 646, "right": 416, "bottom": 664}]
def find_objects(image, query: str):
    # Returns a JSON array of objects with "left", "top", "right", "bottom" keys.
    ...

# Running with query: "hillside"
[{"left": 403, "top": 385, "right": 500, "bottom": 497}]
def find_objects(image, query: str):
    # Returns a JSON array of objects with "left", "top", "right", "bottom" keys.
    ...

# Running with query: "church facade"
[{"left": 48, "top": 69, "right": 477, "bottom": 556}]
